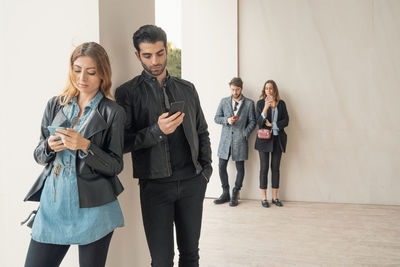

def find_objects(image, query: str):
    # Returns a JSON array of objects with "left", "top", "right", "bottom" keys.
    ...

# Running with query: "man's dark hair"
[
  {"left": 229, "top": 77, "right": 243, "bottom": 89},
  {"left": 133, "top": 24, "right": 167, "bottom": 52}
]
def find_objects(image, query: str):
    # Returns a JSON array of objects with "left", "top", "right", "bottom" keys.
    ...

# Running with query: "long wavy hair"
[
  {"left": 259, "top": 79, "right": 280, "bottom": 102},
  {"left": 58, "top": 42, "right": 112, "bottom": 105}
]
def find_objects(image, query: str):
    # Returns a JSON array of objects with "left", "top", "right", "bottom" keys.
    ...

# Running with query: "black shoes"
[
  {"left": 213, "top": 191, "right": 230, "bottom": 204},
  {"left": 229, "top": 188, "right": 240, "bottom": 207},
  {"left": 214, "top": 189, "right": 240, "bottom": 206},
  {"left": 262, "top": 199, "right": 283, "bottom": 207},
  {"left": 261, "top": 200, "right": 269, "bottom": 208},
  {"left": 272, "top": 198, "right": 283, "bottom": 207}
]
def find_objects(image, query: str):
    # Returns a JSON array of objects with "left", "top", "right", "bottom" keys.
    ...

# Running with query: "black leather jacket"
[
  {"left": 115, "top": 71, "right": 212, "bottom": 180},
  {"left": 24, "top": 96, "right": 125, "bottom": 208}
]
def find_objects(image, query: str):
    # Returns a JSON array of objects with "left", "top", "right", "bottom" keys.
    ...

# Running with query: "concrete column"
[{"left": 181, "top": 0, "right": 238, "bottom": 198}]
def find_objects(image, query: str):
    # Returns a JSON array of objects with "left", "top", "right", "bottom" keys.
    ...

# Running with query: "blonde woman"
[
  {"left": 23, "top": 42, "right": 125, "bottom": 267},
  {"left": 255, "top": 80, "right": 289, "bottom": 208}
]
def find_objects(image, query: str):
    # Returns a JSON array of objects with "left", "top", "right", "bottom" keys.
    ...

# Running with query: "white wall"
[
  {"left": 99, "top": 0, "right": 154, "bottom": 266},
  {"left": 1, "top": 1, "right": 99, "bottom": 266},
  {"left": 1, "top": 0, "right": 154, "bottom": 266},
  {"left": 239, "top": 0, "right": 400, "bottom": 204},
  {"left": 182, "top": 0, "right": 400, "bottom": 205},
  {"left": 182, "top": 0, "right": 239, "bottom": 199}
]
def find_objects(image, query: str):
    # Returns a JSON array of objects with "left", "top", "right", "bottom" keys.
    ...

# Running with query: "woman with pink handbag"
[{"left": 255, "top": 80, "right": 289, "bottom": 208}]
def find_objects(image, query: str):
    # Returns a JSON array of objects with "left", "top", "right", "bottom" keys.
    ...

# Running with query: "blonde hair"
[{"left": 58, "top": 42, "right": 112, "bottom": 105}]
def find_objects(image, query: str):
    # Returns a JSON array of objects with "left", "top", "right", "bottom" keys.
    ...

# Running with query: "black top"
[{"left": 163, "top": 78, "right": 196, "bottom": 181}]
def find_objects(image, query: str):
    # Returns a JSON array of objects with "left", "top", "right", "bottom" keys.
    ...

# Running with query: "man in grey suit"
[{"left": 214, "top": 77, "right": 256, "bottom": 206}]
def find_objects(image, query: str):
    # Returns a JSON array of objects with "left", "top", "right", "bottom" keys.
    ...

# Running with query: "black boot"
[
  {"left": 214, "top": 190, "right": 230, "bottom": 204},
  {"left": 229, "top": 188, "right": 240, "bottom": 207}
]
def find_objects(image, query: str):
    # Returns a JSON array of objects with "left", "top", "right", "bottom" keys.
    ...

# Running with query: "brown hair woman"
[{"left": 255, "top": 80, "right": 289, "bottom": 208}]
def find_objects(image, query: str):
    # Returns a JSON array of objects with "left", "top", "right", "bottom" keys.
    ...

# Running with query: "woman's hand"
[
  {"left": 56, "top": 128, "right": 90, "bottom": 153},
  {"left": 47, "top": 135, "right": 67, "bottom": 153},
  {"left": 265, "top": 119, "right": 272, "bottom": 127},
  {"left": 267, "top": 95, "right": 276, "bottom": 108},
  {"left": 263, "top": 98, "right": 271, "bottom": 115},
  {"left": 264, "top": 97, "right": 271, "bottom": 107}
]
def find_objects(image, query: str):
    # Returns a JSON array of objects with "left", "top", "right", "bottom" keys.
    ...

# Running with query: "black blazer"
[
  {"left": 255, "top": 99, "right": 289, "bottom": 153},
  {"left": 24, "top": 96, "right": 126, "bottom": 208}
]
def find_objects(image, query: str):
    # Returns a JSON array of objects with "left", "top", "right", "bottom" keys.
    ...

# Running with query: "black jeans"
[
  {"left": 24, "top": 231, "right": 113, "bottom": 267},
  {"left": 218, "top": 155, "right": 245, "bottom": 191},
  {"left": 259, "top": 136, "right": 282, "bottom": 189},
  {"left": 140, "top": 175, "right": 208, "bottom": 267}
]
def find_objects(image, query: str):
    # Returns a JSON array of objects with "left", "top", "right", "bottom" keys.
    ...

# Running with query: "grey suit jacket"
[{"left": 214, "top": 95, "right": 256, "bottom": 161}]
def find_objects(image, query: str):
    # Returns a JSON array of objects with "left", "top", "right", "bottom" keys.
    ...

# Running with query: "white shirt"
[{"left": 232, "top": 98, "right": 243, "bottom": 116}]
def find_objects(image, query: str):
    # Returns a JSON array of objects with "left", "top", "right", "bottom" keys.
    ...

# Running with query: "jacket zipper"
[{"left": 156, "top": 81, "right": 172, "bottom": 176}]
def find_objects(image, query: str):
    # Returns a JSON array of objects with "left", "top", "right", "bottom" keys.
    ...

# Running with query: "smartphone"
[
  {"left": 168, "top": 101, "right": 185, "bottom": 117},
  {"left": 47, "top": 126, "right": 66, "bottom": 136}
]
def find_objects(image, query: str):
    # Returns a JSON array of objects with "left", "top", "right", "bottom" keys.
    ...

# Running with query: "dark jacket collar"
[
  {"left": 141, "top": 70, "right": 171, "bottom": 85},
  {"left": 80, "top": 106, "right": 108, "bottom": 139},
  {"left": 51, "top": 98, "right": 108, "bottom": 139}
]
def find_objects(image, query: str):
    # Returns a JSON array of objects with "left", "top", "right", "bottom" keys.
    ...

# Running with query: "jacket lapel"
[
  {"left": 229, "top": 96, "right": 234, "bottom": 116},
  {"left": 267, "top": 105, "right": 272, "bottom": 121},
  {"left": 166, "top": 80, "right": 181, "bottom": 103},
  {"left": 51, "top": 106, "right": 70, "bottom": 127},
  {"left": 80, "top": 109, "right": 108, "bottom": 139},
  {"left": 236, "top": 97, "right": 246, "bottom": 117},
  {"left": 51, "top": 101, "right": 108, "bottom": 139},
  {"left": 277, "top": 100, "right": 282, "bottom": 120}
]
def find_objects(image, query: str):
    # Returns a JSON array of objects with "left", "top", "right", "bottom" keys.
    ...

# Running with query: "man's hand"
[
  {"left": 158, "top": 112, "right": 185, "bottom": 135},
  {"left": 227, "top": 115, "right": 238, "bottom": 125}
]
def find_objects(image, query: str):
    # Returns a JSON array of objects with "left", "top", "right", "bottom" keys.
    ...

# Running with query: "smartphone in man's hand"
[{"left": 168, "top": 101, "right": 185, "bottom": 117}]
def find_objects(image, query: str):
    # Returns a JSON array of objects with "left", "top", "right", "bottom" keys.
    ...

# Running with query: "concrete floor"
[{"left": 198, "top": 198, "right": 400, "bottom": 267}]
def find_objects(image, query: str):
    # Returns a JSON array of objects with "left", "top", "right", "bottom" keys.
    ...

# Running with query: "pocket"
[
  {"left": 242, "top": 130, "right": 247, "bottom": 140},
  {"left": 80, "top": 173, "right": 99, "bottom": 180},
  {"left": 201, "top": 172, "right": 209, "bottom": 183},
  {"left": 88, "top": 150, "right": 109, "bottom": 167}
]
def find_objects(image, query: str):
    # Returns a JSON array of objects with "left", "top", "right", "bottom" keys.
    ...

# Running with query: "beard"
[
  {"left": 141, "top": 59, "right": 167, "bottom": 77},
  {"left": 233, "top": 93, "right": 242, "bottom": 99}
]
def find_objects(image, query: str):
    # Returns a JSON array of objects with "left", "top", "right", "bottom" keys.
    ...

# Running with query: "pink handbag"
[
  {"left": 258, "top": 108, "right": 275, "bottom": 139},
  {"left": 257, "top": 129, "right": 272, "bottom": 139}
]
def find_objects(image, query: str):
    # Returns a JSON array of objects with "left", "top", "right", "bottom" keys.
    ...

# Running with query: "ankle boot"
[
  {"left": 214, "top": 190, "right": 230, "bottom": 204},
  {"left": 229, "top": 188, "right": 240, "bottom": 207}
]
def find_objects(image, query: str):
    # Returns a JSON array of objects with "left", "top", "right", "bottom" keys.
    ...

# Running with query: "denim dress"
[{"left": 31, "top": 92, "right": 124, "bottom": 245}]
